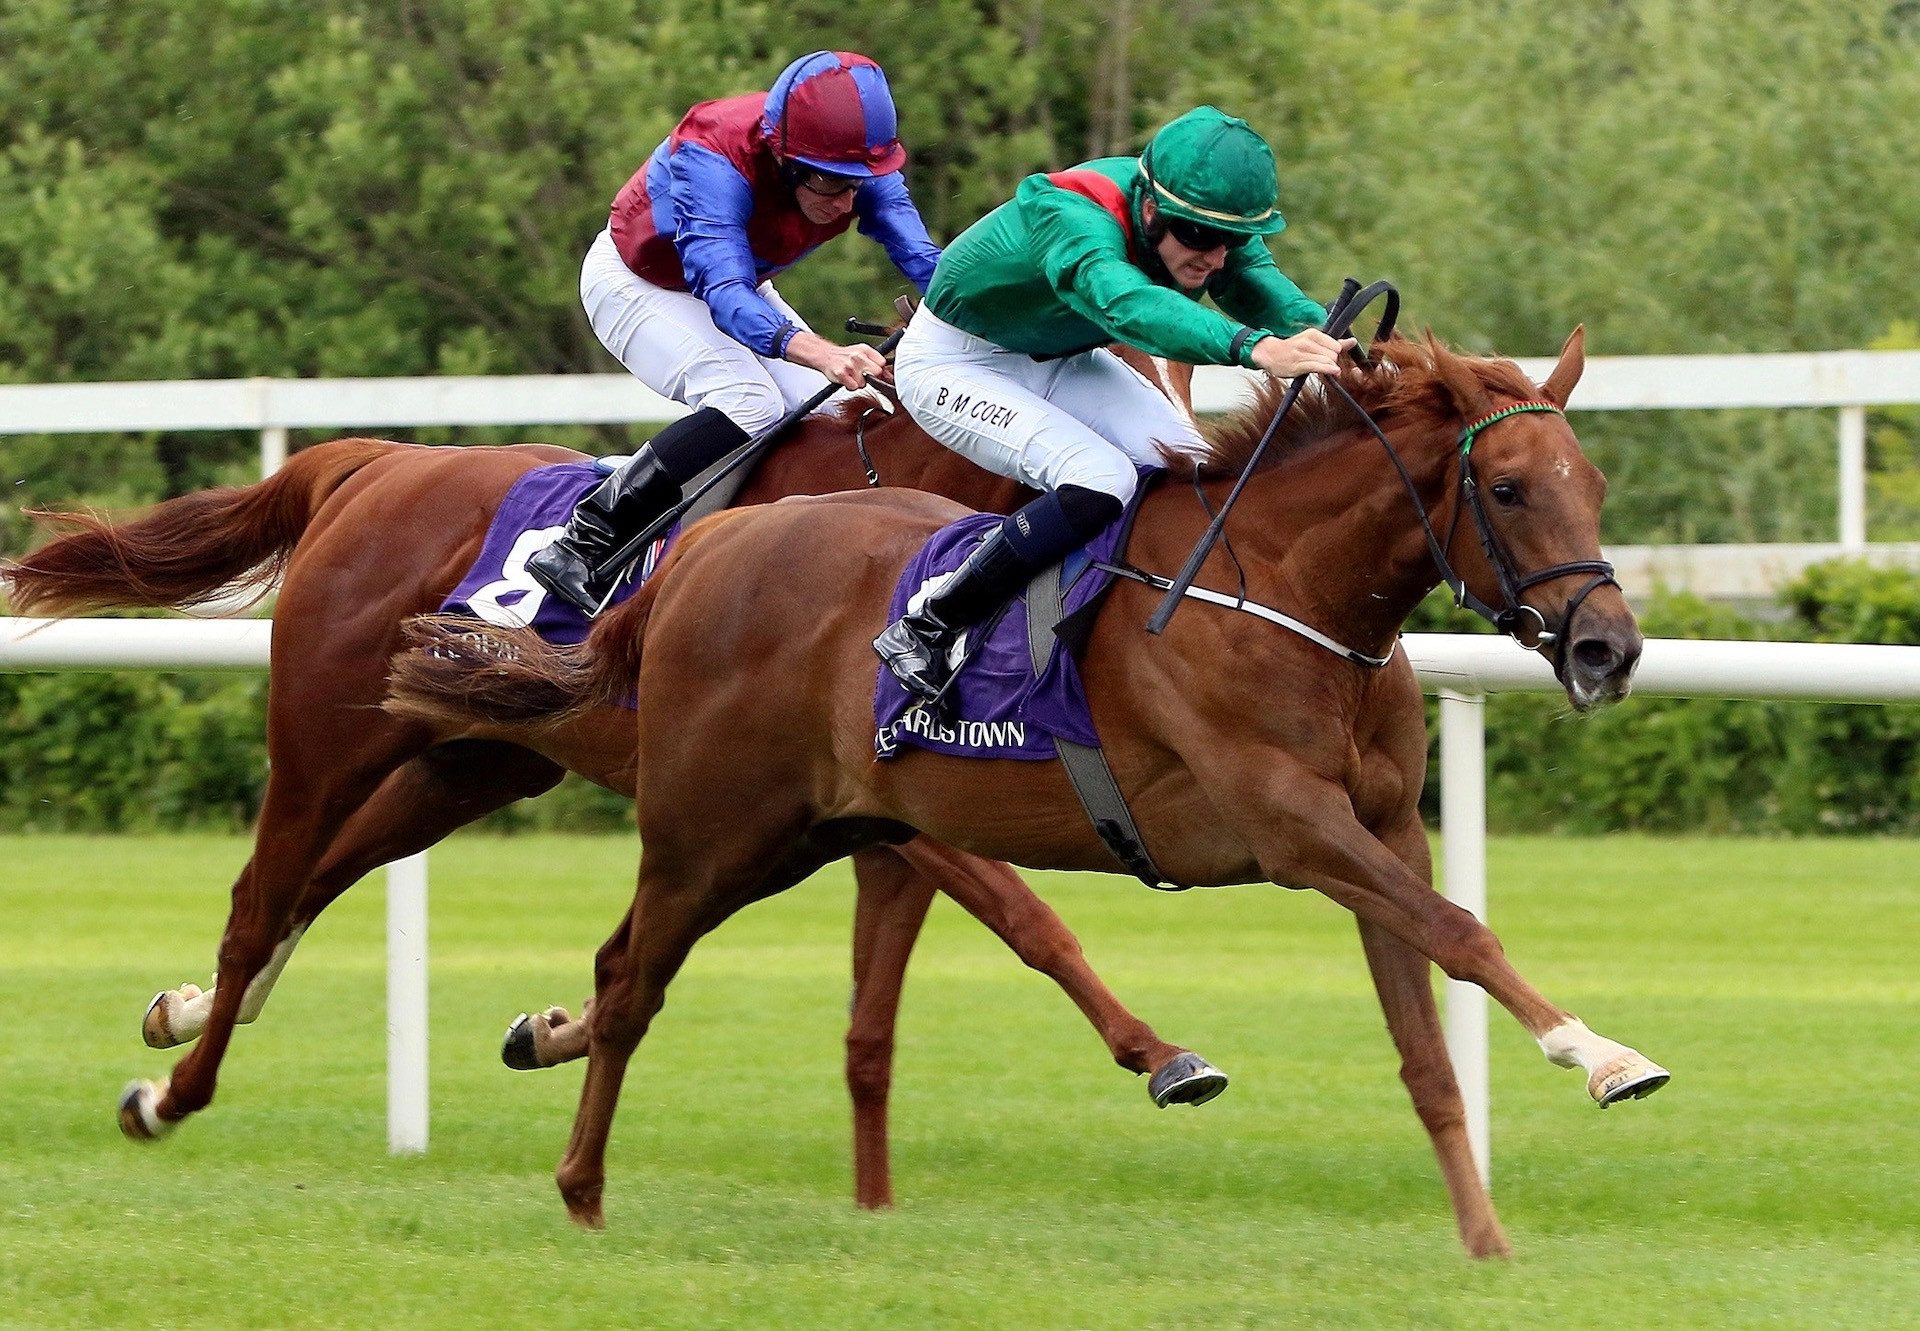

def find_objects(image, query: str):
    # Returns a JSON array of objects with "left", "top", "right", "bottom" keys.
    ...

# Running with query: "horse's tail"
[
  {"left": 3, "top": 437, "right": 408, "bottom": 616},
  {"left": 384, "top": 569, "right": 664, "bottom": 733}
]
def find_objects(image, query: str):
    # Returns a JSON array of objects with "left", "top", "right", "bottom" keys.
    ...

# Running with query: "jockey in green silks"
[{"left": 876, "top": 106, "right": 1353, "bottom": 703}]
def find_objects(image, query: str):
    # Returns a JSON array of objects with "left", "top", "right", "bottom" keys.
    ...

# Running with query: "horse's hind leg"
[
  {"left": 142, "top": 741, "right": 564, "bottom": 1051},
  {"left": 845, "top": 846, "right": 939, "bottom": 1210},
  {"left": 118, "top": 721, "right": 429, "bottom": 1140},
  {"left": 893, "top": 837, "right": 1223, "bottom": 1105}
]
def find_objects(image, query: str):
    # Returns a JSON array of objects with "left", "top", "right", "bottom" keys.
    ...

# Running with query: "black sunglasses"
[
  {"left": 1163, "top": 216, "right": 1239, "bottom": 252},
  {"left": 795, "top": 167, "right": 864, "bottom": 197}
]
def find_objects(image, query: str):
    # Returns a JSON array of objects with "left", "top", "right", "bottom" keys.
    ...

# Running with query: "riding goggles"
[
  {"left": 792, "top": 166, "right": 865, "bottom": 197},
  {"left": 1162, "top": 216, "right": 1240, "bottom": 253}
]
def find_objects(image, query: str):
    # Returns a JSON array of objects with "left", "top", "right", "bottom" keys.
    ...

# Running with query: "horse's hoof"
[
  {"left": 502, "top": 1014, "right": 540, "bottom": 1070},
  {"left": 1149, "top": 1051, "right": 1229, "bottom": 1108},
  {"left": 142, "top": 992, "right": 179, "bottom": 1049},
  {"left": 1592, "top": 1053, "right": 1671, "bottom": 1107},
  {"left": 558, "top": 1175, "right": 605, "bottom": 1230},
  {"left": 117, "top": 1079, "right": 175, "bottom": 1142}
]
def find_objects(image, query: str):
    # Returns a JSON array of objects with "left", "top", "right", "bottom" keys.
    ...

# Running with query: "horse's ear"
[
  {"left": 1427, "top": 332, "right": 1493, "bottom": 420},
  {"left": 1540, "top": 325, "right": 1586, "bottom": 409}
]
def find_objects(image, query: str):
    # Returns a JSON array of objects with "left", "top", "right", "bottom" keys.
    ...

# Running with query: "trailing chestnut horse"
[
  {"left": 388, "top": 329, "right": 1670, "bottom": 1254},
  {"left": 2, "top": 362, "right": 1219, "bottom": 1208}
]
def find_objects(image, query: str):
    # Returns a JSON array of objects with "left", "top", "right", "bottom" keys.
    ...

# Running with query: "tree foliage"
[{"left": 4, "top": 0, "right": 1918, "bottom": 551}]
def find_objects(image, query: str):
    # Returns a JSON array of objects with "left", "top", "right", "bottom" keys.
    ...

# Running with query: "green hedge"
[{"left": 4, "top": 560, "right": 1918, "bottom": 834}]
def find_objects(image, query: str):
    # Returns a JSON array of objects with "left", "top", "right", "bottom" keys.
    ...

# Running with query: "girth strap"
[{"left": 1024, "top": 560, "right": 1176, "bottom": 890}]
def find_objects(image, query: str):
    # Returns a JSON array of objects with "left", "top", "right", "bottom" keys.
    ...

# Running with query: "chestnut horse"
[
  {"left": 387, "top": 329, "right": 1670, "bottom": 1254},
  {"left": 2, "top": 360, "right": 1219, "bottom": 1209}
]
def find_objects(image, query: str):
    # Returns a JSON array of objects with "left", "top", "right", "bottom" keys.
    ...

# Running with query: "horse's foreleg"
[
  {"left": 1229, "top": 768, "right": 1667, "bottom": 1109},
  {"left": 1361, "top": 820, "right": 1508, "bottom": 1258},
  {"left": 557, "top": 826, "right": 825, "bottom": 1228},
  {"left": 845, "top": 846, "right": 938, "bottom": 1210},
  {"left": 140, "top": 742, "right": 564, "bottom": 1052},
  {"left": 892, "top": 837, "right": 1225, "bottom": 1107}
]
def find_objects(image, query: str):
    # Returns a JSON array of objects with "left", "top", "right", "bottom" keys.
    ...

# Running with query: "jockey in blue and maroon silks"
[{"left": 530, "top": 51, "right": 943, "bottom": 614}]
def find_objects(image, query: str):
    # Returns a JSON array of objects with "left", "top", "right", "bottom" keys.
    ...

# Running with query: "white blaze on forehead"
[{"left": 1553, "top": 458, "right": 1573, "bottom": 480}]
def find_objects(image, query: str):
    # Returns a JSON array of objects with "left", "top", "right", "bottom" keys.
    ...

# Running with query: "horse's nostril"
[{"left": 1573, "top": 638, "right": 1619, "bottom": 674}]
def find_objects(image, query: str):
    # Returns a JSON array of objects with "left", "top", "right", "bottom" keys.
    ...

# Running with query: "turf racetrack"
[{"left": 1, "top": 833, "right": 1914, "bottom": 1328}]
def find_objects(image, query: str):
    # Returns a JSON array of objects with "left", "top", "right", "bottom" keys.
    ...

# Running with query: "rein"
[
  {"left": 1144, "top": 280, "right": 1616, "bottom": 678},
  {"left": 1325, "top": 384, "right": 1617, "bottom": 677}
]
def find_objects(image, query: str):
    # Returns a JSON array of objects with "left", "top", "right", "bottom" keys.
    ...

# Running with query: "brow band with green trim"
[{"left": 1457, "top": 400, "right": 1562, "bottom": 454}]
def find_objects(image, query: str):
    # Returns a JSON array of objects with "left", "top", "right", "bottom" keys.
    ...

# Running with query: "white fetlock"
[
  {"left": 1539, "top": 1018, "right": 1671, "bottom": 1106},
  {"left": 142, "top": 984, "right": 214, "bottom": 1049},
  {"left": 117, "top": 1078, "right": 176, "bottom": 1141}
]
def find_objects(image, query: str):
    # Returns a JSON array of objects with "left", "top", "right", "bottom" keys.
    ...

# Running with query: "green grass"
[{"left": 0, "top": 834, "right": 1914, "bottom": 1329}]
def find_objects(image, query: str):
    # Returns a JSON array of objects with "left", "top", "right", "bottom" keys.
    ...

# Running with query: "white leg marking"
[
  {"left": 1540, "top": 1018, "right": 1670, "bottom": 1105},
  {"left": 120, "top": 1078, "right": 175, "bottom": 1140},
  {"left": 1539, "top": 1017, "right": 1629, "bottom": 1073},
  {"left": 237, "top": 926, "right": 306, "bottom": 1023}
]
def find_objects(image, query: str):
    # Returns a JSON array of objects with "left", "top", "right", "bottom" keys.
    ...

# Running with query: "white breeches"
[
  {"left": 893, "top": 307, "right": 1207, "bottom": 504},
  {"left": 579, "top": 228, "right": 833, "bottom": 435}
]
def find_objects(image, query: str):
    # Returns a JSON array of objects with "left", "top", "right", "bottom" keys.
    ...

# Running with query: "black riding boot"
[
  {"left": 874, "top": 526, "right": 1035, "bottom": 704},
  {"left": 875, "top": 485, "right": 1124, "bottom": 705},
  {"left": 527, "top": 407, "right": 748, "bottom": 615}
]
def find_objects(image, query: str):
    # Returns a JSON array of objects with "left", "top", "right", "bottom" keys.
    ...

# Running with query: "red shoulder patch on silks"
[{"left": 1046, "top": 170, "right": 1137, "bottom": 254}]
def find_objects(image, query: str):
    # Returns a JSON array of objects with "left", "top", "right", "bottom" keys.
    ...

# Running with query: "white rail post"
[
  {"left": 1438, "top": 690, "right": 1491, "bottom": 1189},
  {"left": 386, "top": 852, "right": 429, "bottom": 1155},
  {"left": 1838, "top": 405, "right": 1867, "bottom": 549},
  {"left": 260, "top": 426, "right": 288, "bottom": 478}
]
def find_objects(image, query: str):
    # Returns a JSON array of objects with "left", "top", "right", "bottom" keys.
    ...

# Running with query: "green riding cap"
[{"left": 1139, "top": 106, "right": 1287, "bottom": 236}]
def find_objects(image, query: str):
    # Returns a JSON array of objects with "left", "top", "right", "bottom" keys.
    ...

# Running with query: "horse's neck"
[{"left": 1134, "top": 422, "right": 1460, "bottom": 659}]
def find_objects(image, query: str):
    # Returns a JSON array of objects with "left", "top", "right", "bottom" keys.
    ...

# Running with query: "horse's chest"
[{"left": 1346, "top": 741, "right": 1408, "bottom": 831}]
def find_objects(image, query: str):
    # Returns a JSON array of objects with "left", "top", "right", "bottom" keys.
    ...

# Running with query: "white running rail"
[
  {"left": 4, "top": 349, "right": 1915, "bottom": 545},
  {"left": 4, "top": 616, "right": 1920, "bottom": 1169}
]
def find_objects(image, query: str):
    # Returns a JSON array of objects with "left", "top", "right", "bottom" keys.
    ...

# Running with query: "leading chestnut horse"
[
  {"left": 2, "top": 353, "right": 1217, "bottom": 1211},
  {"left": 388, "top": 328, "right": 1670, "bottom": 1253}
]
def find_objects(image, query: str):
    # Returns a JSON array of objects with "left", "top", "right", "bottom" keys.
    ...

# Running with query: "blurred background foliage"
[
  {"left": 4, "top": 0, "right": 1918, "bottom": 545},
  {"left": 4, "top": 0, "right": 1919, "bottom": 831}
]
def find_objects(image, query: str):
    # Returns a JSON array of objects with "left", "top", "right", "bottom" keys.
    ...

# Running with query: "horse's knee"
[{"left": 1429, "top": 907, "right": 1505, "bottom": 983}]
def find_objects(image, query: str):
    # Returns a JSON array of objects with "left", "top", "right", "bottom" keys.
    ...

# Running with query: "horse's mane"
[{"left": 1184, "top": 332, "right": 1544, "bottom": 480}]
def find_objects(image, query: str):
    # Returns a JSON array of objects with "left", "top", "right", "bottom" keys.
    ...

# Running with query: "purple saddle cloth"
[
  {"left": 873, "top": 483, "right": 1149, "bottom": 762},
  {"left": 440, "top": 461, "right": 677, "bottom": 649}
]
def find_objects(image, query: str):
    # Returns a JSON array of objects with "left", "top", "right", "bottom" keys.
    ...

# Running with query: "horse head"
[{"left": 1425, "top": 327, "right": 1641, "bottom": 710}]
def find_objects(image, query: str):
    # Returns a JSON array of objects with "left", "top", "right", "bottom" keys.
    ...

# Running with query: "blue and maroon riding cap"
[{"left": 761, "top": 51, "right": 907, "bottom": 178}]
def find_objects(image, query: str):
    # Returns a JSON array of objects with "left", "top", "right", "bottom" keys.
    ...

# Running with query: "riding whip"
[
  {"left": 593, "top": 322, "right": 905, "bottom": 612},
  {"left": 1145, "top": 279, "right": 1398, "bottom": 635}
]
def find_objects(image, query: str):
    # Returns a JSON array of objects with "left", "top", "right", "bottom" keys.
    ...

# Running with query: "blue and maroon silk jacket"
[{"left": 609, "top": 93, "right": 941, "bottom": 359}]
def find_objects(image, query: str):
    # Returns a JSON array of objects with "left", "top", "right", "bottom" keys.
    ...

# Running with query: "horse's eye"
[{"left": 1490, "top": 481, "right": 1522, "bottom": 506}]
